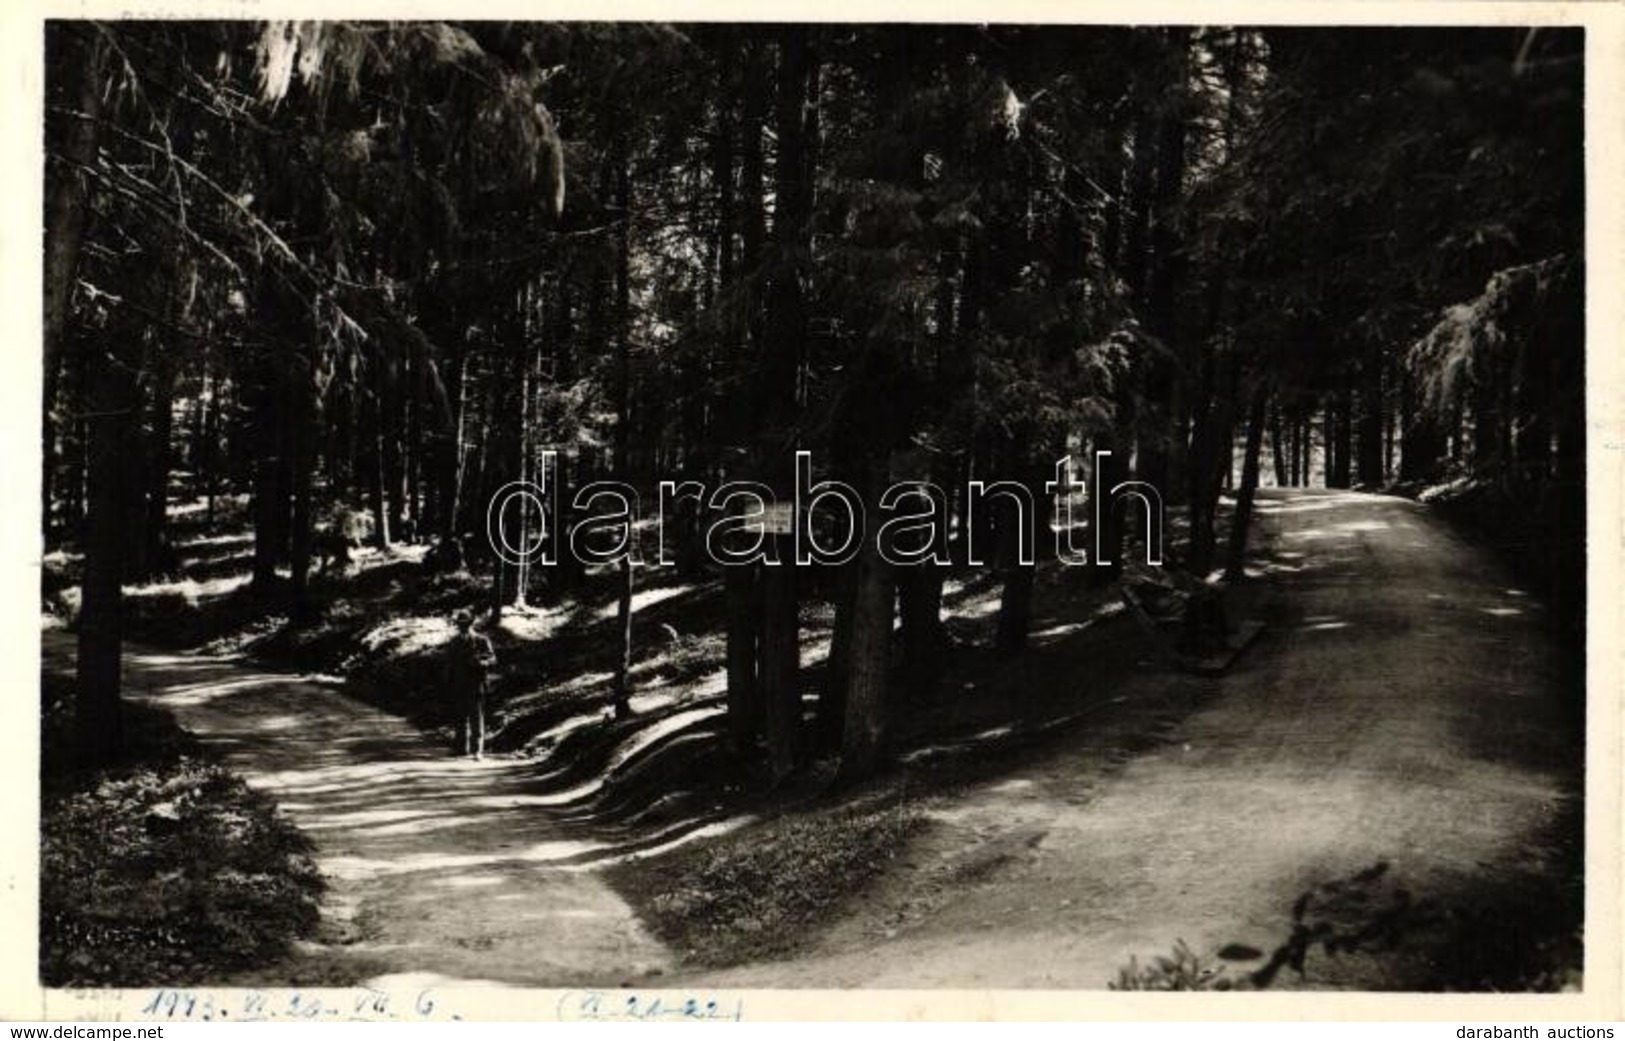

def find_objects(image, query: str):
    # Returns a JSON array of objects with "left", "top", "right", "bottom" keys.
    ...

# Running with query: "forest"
[{"left": 38, "top": 21, "right": 1587, "bottom": 990}]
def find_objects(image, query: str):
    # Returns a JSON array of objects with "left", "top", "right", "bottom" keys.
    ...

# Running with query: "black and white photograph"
[{"left": 19, "top": 9, "right": 1614, "bottom": 1015}]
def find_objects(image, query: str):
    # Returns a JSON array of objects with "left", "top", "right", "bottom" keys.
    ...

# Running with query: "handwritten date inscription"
[{"left": 141, "top": 988, "right": 460, "bottom": 1023}]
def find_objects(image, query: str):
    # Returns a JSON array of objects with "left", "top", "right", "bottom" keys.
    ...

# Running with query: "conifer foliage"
[{"left": 43, "top": 23, "right": 1583, "bottom": 776}]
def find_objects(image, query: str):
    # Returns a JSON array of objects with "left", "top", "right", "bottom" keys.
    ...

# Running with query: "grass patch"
[
  {"left": 40, "top": 678, "right": 323, "bottom": 987},
  {"left": 618, "top": 798, "right": 927, "bottom": 968}
]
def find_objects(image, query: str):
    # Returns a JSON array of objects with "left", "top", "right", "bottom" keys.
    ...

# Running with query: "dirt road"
[
  {"left": 692, "top": 489, "right": 1582, "bottom": 989},
  {"left": 44, "top": 488, "right": 1582, "bottom": 989}
]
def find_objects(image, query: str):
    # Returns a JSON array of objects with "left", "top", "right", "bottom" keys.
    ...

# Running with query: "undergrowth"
[
  {"left": 40, "top": 678, "right": 323, "bottom": 987},
  {"left": 620, "top": 798, "right": 927, "bottom": 967}
]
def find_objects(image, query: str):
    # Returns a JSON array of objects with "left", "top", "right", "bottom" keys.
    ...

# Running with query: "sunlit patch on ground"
[{"left": 126, "top": 573, "right": 253, "bottom": 603}]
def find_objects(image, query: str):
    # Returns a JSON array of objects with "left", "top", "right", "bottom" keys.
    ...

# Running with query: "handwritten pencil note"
[
  {"left": 556, "top": 991, "right": 746, "bottom": 1022},
  {"left": 139, "top": 988, "right": 463, "bottom": 1023},
  {"left": 137, "top": 988, "right": 744, "bottom": 1023}
]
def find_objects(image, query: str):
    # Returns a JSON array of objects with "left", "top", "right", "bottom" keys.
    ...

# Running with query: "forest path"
[
  {"left": 42, "top": 488, "right": 1580, "bottom": 991},
  {"left": 42, "top": 630, "right": 675, "bottom": 990},
  {"left": 688, "top": 488, "right": 1581, "bottom": 989}
]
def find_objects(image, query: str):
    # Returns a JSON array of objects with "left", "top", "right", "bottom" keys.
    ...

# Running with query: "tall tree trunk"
[
  {"left": 1357, "top": 349, "right": 1385, "bottom": 486},
  {"left": 836, "top": 458, "right": 895, "bottom": 785},
  {"left": 1121, "top": 111, "right": 1158, "bottom": 314},
  {"left": 1224, "top": 382, "right": 1270, "bottom": 581},
  {"left": 504, "top": 289, "right": 540, "bottom": 610},
  {"left": 44, "top": 27, "right": 110, "bottom": 537},
  {"left": 994, "top": 457, "right": 1041, "bottom": 655},
  {"left": 1293, "top": 412, "right": 1306, "bottom": 483},
  {"left": 1300, "top": 414, "right": 1314, "bottom": 486},
  {"left": 721, "top": 39, "right": 766, "bottom": 768},
  {"left": 1137, "top": 29, "right": 1191, "bottom": 498},
  {"left": 1186, "top": 345, "right": 1220, "bottom": 575},
  {"left": 755, "top": 27, "right": 817, "bottom": 785},
  {"left": 898, "top": 560, "right": 945, "bottom": 700},
  {"left": 817, "top": 563, "right": 857, "bottom": 754},
  {"left": 897, "top": 248, "right": 954, "bottom": 697},
  {"left": 1331, "top": 385, "right": 1354, "bottom": 487},
  {"left": 758, "top": 562, "right": 800, "bottom": 783},
  {"left": 1268, "top": 403, "right": 1288, "bottom": 487},
  {"left": 76, "top": 340, "right": 137, "bottom": 766},
  {"left": 55, "top": 336, "right": 89, "bottom": 539},
  {"left": 122, "top": 375, "right": 153, "bottom": 581},
  {"left": 995, "top": 553, "right": 1036, "bottom": 654},
  {"left": 724, "top": 564, "right": 761, "bottom": 764}
]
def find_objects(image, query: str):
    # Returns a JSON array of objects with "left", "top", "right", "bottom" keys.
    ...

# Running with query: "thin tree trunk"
[
  {"left": 139, "top": 361, "right": 176, "bottom": 579},
  {"left": 57, "top": 338, "right": 89, "bottom": 539},
  {"left": 288, "top": 355, "right": 317, "bottom": 622},
  {"left": 369, "top": 360, "right": 391, "bottom": 550},
  {"left": 445, "top": 349, "right": 472, "bottom": 541},
  {"left": 1384, "top": 388, "right": 1397, "bottom": 481},
  {"left": 201, "top": 362, "right": 220, "bottom": 526},
  {"left": 251, "top": 356, "right": 286, "bottom": 591},
  {"left": 610, "top": 130, "right": 635, "bottom": 721},
  {"left": 1186, "top": 347, "right": 1219, "bottom": 575},
  {"left": 384, "top": 360, "right": 406, "bottom": 542},
  {"left": 405, "top": 369, "right": 421, "bottom": 533},
  {"left": 508, "top": 290, "right": 537, "bottom": 610},
  {"left": 1322, "top": 399, "right": 1336, "bottom": 488},
  {"left": 1300, "top": 415, "right": 1313, "bottom": 486},
  {"left": 1286, "top": 413, "right": 1299, "bottom": 487}
]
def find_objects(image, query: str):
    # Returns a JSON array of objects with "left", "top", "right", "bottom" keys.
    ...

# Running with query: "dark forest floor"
[{"left": 38, "top": 673, "right": 324, "bottom": 987}]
